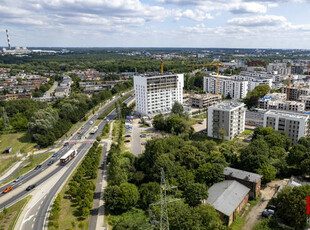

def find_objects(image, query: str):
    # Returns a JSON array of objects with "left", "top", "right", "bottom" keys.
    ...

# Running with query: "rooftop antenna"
[{"left": 6, "top": 29, "right": 11, "bottom": 49}]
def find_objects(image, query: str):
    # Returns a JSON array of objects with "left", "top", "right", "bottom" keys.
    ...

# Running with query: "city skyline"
[{"left": 1, "top": 0, "right": 310, "bottom": 48}]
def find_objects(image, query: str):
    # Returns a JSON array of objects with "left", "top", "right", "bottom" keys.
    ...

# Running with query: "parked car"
[
  {"left": 47, "top": 160, "right": 54, "bottom": 166},
  {"left": 14, "top": 175, "right": 23, "bottom": 183},
  {"left": 141, "top": 142, "right": 147, "bottom": 145},
  {"left": 26, "top": 184, "right": 36, "bottom": 191},
  {"left": 52, "top": 153, "right": 58, "bottom": 158},
  {"left": 125, "top": 135, "right": 131, "bottom": 137},
  {"left": 34, "top": 165, "right": 42, "bottom": 170},
  {"left": 140, "top": 134, "right": 146, "bottom": 138},
  {"left": 64, "top": 142, "right": 69, "bottom": 146},
  {"left": 124, "top": 140, "right": 131, "bottom": 143},
  {"left": 262, "top": 209, "right": 274, "bottom": 217},
  {"left": 2, "top": 186, "right": 13, "bottom": 193},
  {"left": 198, "top": 121, "right": 203, "bottom": 124}
]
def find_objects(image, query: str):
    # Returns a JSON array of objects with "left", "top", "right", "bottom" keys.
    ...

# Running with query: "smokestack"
[{"left": 6, "top": 29, "right": 11, "bottom": 49}]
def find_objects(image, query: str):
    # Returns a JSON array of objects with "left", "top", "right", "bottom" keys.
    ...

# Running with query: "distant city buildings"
[
  {"left": 263, "top": 110, "right": 310, "bottom": 145},
  {"left": 259, "top": 93, "right": 305, "bottom": 112},
  {"left": 134, "top": 74, "right": 184, "bottom": 116},
  {"left": 207, "top": 101, "right": 246, "bottom": 140}
]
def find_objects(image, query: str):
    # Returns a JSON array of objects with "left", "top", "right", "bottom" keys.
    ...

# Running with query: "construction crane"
[
  {"left": 161, "top": 55, "right": 164, "bottom": 73},
  {"left": 6, "top": 29, "right": 11, "bottom": 49},
  {"left": 189, "top": 61, "right": 227, "bottom": 95},
  {"left": 286, "top": 74, "right": 292, "bottom": 100}
]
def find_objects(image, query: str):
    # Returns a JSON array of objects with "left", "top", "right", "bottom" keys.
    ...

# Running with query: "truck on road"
[
  {"left": 60, "top": 149, "right": 77, "bottom": 165},
  {"left": 90, "top": 126, "right": 98, "bottom": 134}
]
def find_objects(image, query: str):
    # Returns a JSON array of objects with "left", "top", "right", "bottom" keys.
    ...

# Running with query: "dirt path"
[{"left": 242, "top": 179, "right": 288, "bottom": 230}]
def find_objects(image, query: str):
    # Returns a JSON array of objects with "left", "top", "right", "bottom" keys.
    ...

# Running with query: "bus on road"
[{"left": 60, "top": 149, "right": 77, "bottom": 165}]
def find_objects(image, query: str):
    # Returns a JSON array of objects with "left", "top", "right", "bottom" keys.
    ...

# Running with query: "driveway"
[
  {"left": 241, "top": 179, "right": 288, "bottom": 230},
  {"left": 192, "top": 118, "right": 206, "bottom": 132}
]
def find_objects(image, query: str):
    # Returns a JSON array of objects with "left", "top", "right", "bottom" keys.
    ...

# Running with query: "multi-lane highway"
[{"left": 0, "top": 92, "right": 134, "bottom": 229}]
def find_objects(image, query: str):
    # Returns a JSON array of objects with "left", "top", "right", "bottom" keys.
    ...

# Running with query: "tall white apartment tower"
[
  {"left": 207, "top": 101, "right": 246, "bottom": 140},
  {"left": 134, "top": 74, "right": 184, "bottom": 116}
]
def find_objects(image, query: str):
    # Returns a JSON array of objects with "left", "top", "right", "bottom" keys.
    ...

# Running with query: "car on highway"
[
  {"left": 52, "top": 153, "right": 58, "bottom": 157},
  {"left": 34, "top": 165, "right": 42, "bottom": 170},
  {"left": 81, "top": 126, "right": 84, "bottom": 129},
  {"left": 124, "top": 140, "right": 130, "bottom": 143},
  {"left": 2, "top": 186, "right": 13, "bottom": 193},
  {"left": 26, "top": 184, "right": 36, "bottom": 191},
  {"left": 89, "top": 121, "right": 94, "bottom": 125},
  {"left": 14, "top": 175, "right": 23, "bottom": 182},
  {"left": 125, "top": 135, "right": 131, "bottom": 137},
  {"left": 47, "top": 160, "right": 54, "bottom": 166},
  {"left": 77, "top": 130, "right": 82, "bottom": 134},
  {"left": 64, "top": 142, "right": 69, "bottom": 146}
]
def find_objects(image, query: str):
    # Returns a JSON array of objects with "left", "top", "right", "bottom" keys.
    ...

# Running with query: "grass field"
[
  {"left": 1, "top": 152, "right": 54, "bottom": 185},
  {"left": 0, "top": 133, "right": 35, "bottom": 155},
  {"left": 0, "top": 195, "right": 31, "bottom": 230}
]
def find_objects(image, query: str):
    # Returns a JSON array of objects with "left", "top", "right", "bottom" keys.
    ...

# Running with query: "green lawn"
[
  {"left": 192, "top": 113, "right": 207, "bottom": 119},
  {"left": 0, "top": 157, "right": 20, "bottom": 180},
  {"left": 0, "top": 132, "right": 35, "bottom": 155},
  {"left": 0, "top": 195, "right": 31, "bottom": 230},
  {"left": 94, "top": 120, "right": 101, "bottom": 127},
  {"left": 1, "top": 152, "right": 54, "bottom": 185}
]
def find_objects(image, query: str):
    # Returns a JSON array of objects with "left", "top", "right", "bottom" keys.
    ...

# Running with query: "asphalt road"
[{"left": 0, "top": 91, "right": 134, "bottom": 230}]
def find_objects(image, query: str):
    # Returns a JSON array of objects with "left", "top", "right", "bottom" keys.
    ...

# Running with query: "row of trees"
[{"left": 66, "top": 142, "right": 102, "bottom": 218}]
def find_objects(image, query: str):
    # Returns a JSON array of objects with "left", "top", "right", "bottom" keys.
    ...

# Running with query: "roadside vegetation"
[
  {"left": 0, "top": 195, "right": 31, "bottom": 230},
  {"left": 48, "top": 142, "right": 102, "bottom": 230}
]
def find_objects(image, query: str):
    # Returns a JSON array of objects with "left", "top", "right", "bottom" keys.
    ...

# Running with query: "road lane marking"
[{"left": 22, "top": 214, "right": 34, "bottom": 223}]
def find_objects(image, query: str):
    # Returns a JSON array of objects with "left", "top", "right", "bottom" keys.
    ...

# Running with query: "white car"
[{"left": 89, "top": 121, "right": 93, "bottom": 125}]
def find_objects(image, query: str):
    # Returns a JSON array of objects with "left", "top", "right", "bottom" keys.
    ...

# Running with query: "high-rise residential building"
[
  {"left": 134, "top": 74, "right": 184, "bottom": 116},
  {"left": 282, "top": 87, "right": 310, "bottom": 101},
  {"left": 207, "top": 101, "right": 246, "bottom": 140},
  {"left": 263, "top": 110, "right": 310, "bottom": 145},
  {"left": 267, "top": 63, "right": 291, "bottom": 75},
  {"left": 203, "top": 75, "right": 248, "bottom": 99}
]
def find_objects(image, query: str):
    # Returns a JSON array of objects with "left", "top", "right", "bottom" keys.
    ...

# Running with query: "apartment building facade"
[
  {"left": 233, "top": 75, "right": 273, "bottom": 91},
  {"left": 207, "top": 101, "right": 246, "bottom": 140},
  {"left": 203, "top": 75, "right": 248, "bottom": 99},
  {"left": 263, "top": 110, "right": 310, "bottom": 145},
  {"left": 189, "top": 93, "right": 221, "bottom": 108},
  {"left": 282, "top": 87, "right": 310, "bottom": 101},
  {"left": 134, "top": 74, "right": 184, "bottom": 116}
]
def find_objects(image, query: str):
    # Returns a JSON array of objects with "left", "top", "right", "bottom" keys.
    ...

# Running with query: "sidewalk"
[{"left": 89, "top": 121, "right": 114, "bottom": 230}]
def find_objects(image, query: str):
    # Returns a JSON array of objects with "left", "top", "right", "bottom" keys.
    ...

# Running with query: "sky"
[{"left": 1, "top": 0, "right": 310, "bottom": 48}]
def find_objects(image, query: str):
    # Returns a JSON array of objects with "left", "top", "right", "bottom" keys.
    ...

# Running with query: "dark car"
[
  {"left": 47, "top": 160, "right": 54, "bottom": 166},
  {"left": 125, "top": 135, "right": 131, "bottom": 137},
  {"left": 140, "top": 134, "right": 146, "bottom": 138},
  {"left": 34, "top": 165, "right": 41, "bottom": 170},
  {"left": 64, "top": 142, "right": 69, "bottom": 146},
  {"left": 198, "top": 121, "right": 203, "bottom": 124},
  {"left": 26, "top": 184, "right": 36, "bottom": 191},
  {"left": 52, "top": 153, "right": 58, "bottom": 158},
  {"left": 262, "top": 209, "right": 274, "bottom": 217},
  {"left": 124, "top": 140, "right": 130, "bottom": 143}
]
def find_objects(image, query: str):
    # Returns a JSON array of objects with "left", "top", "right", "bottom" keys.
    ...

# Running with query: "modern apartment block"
[
  {"left": 134, "top": 74, "right": 184, "bottom": 116},
  {"left": 299, "top": 95, "right": 310, "bottom": 110},
  {"left": 189, "top": 93, "right": 221, "bottom": 108},
  {"left": 203, "top": 75, "right": 248, "bottom": 99},
  {"left": 233, "top": 75, "right": 273, "bottom": 91},
  {"left": 263, "top": 110, "right": 310, "bottom": 145},
  {"left": 267, "top": 63, "right": 291, "bottom": 75},
  {"left": 207, "top": 101, "right": 246, "bottom": 140},
  {"left": 282, "top": 87, "right": 310, "bottom": 101},
  {"left": 258, "top": 93, "right": 305, "bottom": 112}
]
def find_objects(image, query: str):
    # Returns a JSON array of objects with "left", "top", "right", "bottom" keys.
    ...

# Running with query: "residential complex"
[
  {"left": 189, "top": 93, "right": 221, "bottom": 108},
  {"left": 134, "top": 74, "right": 184, "bottom": 116},
  {"left": 259, "top": 93, "right": 306, "bottom": 112},
  {"left": 263, "top": 110, "right": 310, "bottom": 145},
  {"left": 282, "top": 86, "right": 310, "bottom": 101},
  {"left": 203, "top": 75, "right": 248, "bottom": 99},
  {"left": 207, "top": 101, "right": 246, "bottom": 140},
  {"left": 233, "top": 75, "right": 273, "bottom": 91}
]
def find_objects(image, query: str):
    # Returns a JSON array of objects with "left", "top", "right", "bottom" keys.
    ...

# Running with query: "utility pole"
[{"left": 149, "top": 168, "right": 180, "bottom": 230}]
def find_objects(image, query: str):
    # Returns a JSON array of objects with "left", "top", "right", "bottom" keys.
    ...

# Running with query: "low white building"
[
  {"left": 259, "top": 93, "right": 305, "bottom": 112},
  {"left": 208, "top": 101, "right": 246, "bottom": 140},
  {"left": 263, "top": 110, "right": 310, "bottom": 145},
  {"left": 233, "top": 75, "right": 273, "bottom": 91},
  {"left": 134, "top": 74, "right": 184, "bottom": 116}
]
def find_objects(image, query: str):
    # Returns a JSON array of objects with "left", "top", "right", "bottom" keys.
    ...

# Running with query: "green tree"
[
  {"left": 139, "top": 182, "right": 160, "bottom": 209},
  {"left": 171, "top": 101, "right": 184, "bottom": 117},
  {"left": 184, "top": 183, "right": 208, "bottom": 207},
  {"left": 256, "top": 164, "right": 276, "bottom": 183},
  {"left": 244, "top": 85, "right": 270, "bottom": 108}
]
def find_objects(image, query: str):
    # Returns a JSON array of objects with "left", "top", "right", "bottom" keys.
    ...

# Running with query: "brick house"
[
  {"left": 205, "top": 180, "right": 250, "bottom": 226},
  {"left": 224, "top": 167, "right": 262, "bottom": 199}
]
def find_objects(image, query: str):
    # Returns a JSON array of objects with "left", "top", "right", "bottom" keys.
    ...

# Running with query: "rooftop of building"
[
  {"left": 224, "top": 167, "right": 262, "bottom": 183},
  {"left": 206, "top": 180, "right": 250, "bottom": 216},
  {"left": 189, "top": 93, "right": 221, "bottom": 99},
  {"left": 266, "top": 110, "right": 310, "bottom": 119},
  {"left": 134, "top": 73, "right": 182, "bottom": 78},
  {"left": 210, "top": 101, "right": 245, "bottom": 110}
]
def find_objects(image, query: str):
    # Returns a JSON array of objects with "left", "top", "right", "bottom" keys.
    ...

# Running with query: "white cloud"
[
  {"left": 175, "top": 9, "right": 213, "bottom": 21},
  {"left": 229, "top": 2, "right": 267, "bottom": 14},
  {"left": 227, "top": 15, "right": 288, "bottom": 27}
]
